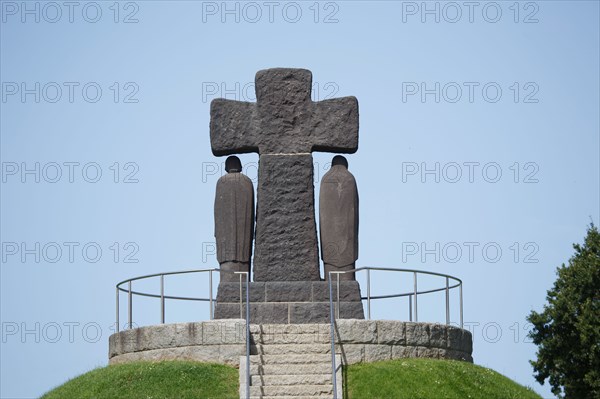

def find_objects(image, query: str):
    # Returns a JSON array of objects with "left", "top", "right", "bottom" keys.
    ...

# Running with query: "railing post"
[
  {"left": 366, "top": 268, "right": 371, "bottom": 320},
  {"left": 328, "top": 273, "right": 338, "bottom": 399},
  {"left": 245, "top": 272, "right": 250, "bottom": 399},
  {"left": 413, "top": 272, "right": 418, "bottom": 322},
  {"left": 116, "top": 286, "right": 120, "bottom": 333},
  {"left": 445, "top": 276, "right": 450, "bottom": 325},
  {"left": 408, "top": 294, "right": 413, "bottom": 322},
  {"left": 160, "top": 275, "right": 165, "bottom": 324},
  {"left": 239, "top": 272, "right": 243, "bottom": 319},
  {"left": 209, "top": 269, "right": 214, "bottom": 320},
  {"left": 460, "top": 282, "right": 464, "bottom": 329},
  {"left": 336, "top": 272, "right": 341, "bottom": 319},
  {"left": 128, "top": 281, "right": 133, "bottom": 329}
]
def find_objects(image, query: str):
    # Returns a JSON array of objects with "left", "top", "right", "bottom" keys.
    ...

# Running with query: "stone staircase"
[{"left": 239, "top": 324, "right": 342, "bottom": 399}]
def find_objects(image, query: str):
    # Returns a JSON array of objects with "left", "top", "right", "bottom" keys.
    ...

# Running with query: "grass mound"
[
  {"left": 345, "top": 358, "right": 541, "bottom": 399},
  {"left": 41, "top": 361, "right": 238, "bottom": 399},
  {"left": 42, "top": 358, "right": 542, "bottom": 399}
]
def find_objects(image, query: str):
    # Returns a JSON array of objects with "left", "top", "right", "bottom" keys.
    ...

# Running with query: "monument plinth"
[
  {"left": 108, "top": 68, "right": 473, "bottom": 399},
  {"left": 213, "top": 281, "right": 364, "bottom": 324},
  {"left": 210, "top": 68, "right": 364, "bottom": 323}
]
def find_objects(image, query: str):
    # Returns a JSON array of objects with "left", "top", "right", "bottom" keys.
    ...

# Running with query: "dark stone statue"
[
  {"left": 214, "top": 156, "right": 255, "bottom": 282},
  {"left": 211, "top": 69, "right": 365, "bottom": 323},
  {"left": 319, "top": 155, "right": 358, "bottom": 281}
]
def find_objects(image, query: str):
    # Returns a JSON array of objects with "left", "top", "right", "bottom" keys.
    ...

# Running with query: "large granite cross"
[{"left": 210, "top": 68, "right": 359, "bottom": 281}]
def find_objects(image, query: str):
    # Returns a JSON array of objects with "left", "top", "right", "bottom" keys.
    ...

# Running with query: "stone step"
[
  {"left": 250, "top": 373, "right": 332, "bottom": 386},
  {"left": 252, "top": 333, "right": 331, "bottom": 345},
  {"left": 249, "top": 324, "right": 332, "bottom": 335},
  {"left": 249, "top": 384, "right": 334, "bottom": 397},
  {"left": 251, "top": 343, "right": 331, "bottom": 355},
  {"left": 255, "top": 397, "right": 334, "bottom": 399},
  {"left": 251, "top": 396, "right": 333, "bottom": 399},
  {"left": 249, "top": 354, "right": 333, "bottom": 364},
  {"left": 250, "top": 362, "right": 332, "bottom": 375}
]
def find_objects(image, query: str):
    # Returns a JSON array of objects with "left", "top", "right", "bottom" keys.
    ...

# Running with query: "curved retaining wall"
[
  {"left": 334, "top": 319, "right": 473, "bottom": 364},
  {"left": 109, "top": 320, "right": 246, "bottom": 366},
  {"left": 108, "top": 319, "right": 473, "bottom": 365}
]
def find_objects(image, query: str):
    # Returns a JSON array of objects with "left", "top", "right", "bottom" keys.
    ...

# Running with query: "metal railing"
[
  {"left": 327, "top": 267, "right": 464, "bottom": 399},
  {"left": 115, "top": 266, "right": 463, "bottom": 399},
  {"left": 115, "top": 268, "right": 218, "bottom": 331},
  {"left": 115, "top": 268, "right": 251, "bottom": 398},
  {"left": 328, "top": 272, "right": 344, "bottom": 399},
  {"left": 238, "top": 271, "right": 250, "bottom": 399},
  {"left": 356, "top": 267, "right": 463, "bottom": 326}
]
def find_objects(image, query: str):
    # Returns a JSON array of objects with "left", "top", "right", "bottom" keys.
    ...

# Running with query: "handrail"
[
  {"left": 328, "top": 272, "right": 344, "bottom": 399},
  {"left": 327, "top": 267, "right": 464, "bottom": 399},
  {"left": 115, "top": 268, "right": 243, "bottom": 333},
  {"left": 351, "top": 267, "right": 463, "bottom": 327},
  {"left": 115, "top": 266, "right": 464, "bottom": 331},
  {"left": 235, "top": 272, "right": 250, "bottom": 399},
  {"left": 115, "top": 266, "right": 464, "bottom": 399},
  {"left": 115, "top": 268, "right": 219, "bottom": 287}
]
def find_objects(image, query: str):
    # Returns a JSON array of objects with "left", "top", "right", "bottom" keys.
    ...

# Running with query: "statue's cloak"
[
  {"left": 319, "top": 165, "right": 359, "bottom": 266},
  {"left": 214, "top": 173, "right": 254, "bottom": 263}
]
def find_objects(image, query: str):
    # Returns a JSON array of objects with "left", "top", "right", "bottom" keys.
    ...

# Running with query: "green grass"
[
  {"left": 345, "top": 358, "right": 542, "bottom": 399},
  {"left": 42, "top": 358, "right": 542, "bottom": 399},
  {"left": 41, "top": 361, "right": 239, "bottom": 399}
]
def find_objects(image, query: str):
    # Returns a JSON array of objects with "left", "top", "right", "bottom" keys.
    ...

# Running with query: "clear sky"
[{"left": 1, "top": 1, "right": 599, "bottom": 398}]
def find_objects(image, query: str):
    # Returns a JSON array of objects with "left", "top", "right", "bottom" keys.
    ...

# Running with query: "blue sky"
[{"left": 1, "top": 1, "right": 599, "bottom": 398}]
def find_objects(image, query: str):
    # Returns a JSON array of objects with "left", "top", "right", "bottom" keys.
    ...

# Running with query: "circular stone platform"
[{"left": 108, "top": 319, "right": 473, "bottom": 365}]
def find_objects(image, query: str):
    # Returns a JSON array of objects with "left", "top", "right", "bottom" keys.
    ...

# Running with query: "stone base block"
[
  {"left": 214, "top": 281, "right": 364, "bottom": 323},
  {"left": 108, "top": 320, "right": 246, "bottom": 366},
  {"left": 108, "top": 320, "right": 474, "bottom": 366}
]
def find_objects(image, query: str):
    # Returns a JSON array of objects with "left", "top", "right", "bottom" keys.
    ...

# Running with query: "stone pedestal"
[
  {"left": 108, "top": 320, "right": 473, "bottom": 365},
  {"left": 213, "top": 281, "right": 365, "bottom": 324}
]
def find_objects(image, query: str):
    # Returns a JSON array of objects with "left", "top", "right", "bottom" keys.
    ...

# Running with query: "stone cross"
[{"left": 210, "top": 68, "right": 358, "bottom": 281}]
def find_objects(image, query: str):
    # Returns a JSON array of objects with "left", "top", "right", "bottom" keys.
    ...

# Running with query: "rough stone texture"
[
  {"left": 210, "top": 68, "right": 359, "bottom": 283},
  {"left": 320, "top": 157, "right": 359, "bottom": 278},
  {"left": 210, "top": 68, "right": 358, "bottom": 157},
  {"left": 336, "top": 319, "right": 377, "bottom": 344},
  {"left": 214, "top": 301, "right": 364, "bottom": 324},
  {"left": 241, "top": 353, "right": 342, "bottom": 399},
  {"left": 217, "top": 281, "right": 361, "bottom": 303},
  {"left": 214, "top": 164, "right": 254, "bottom": 277},
  {"left": 312, "top": 281, "right": 362, "bottom": 302},
  {"left": 365, "top": 344, "right": 392, "bottom": 362},
  {"left": 251, "top": 343, "right": 331, "bottom": 355},
  {"left": 214, "top": 303, "right": 289, "bottom": 324},
  {"left": 110, "top": 345, "right": 230, "bottom": 365},
  {"left": 265, "top": 281, "right": 313, "bottom": 302},
  {"left": 339, "top": 343, "right": 365, "bottom": 364},
  {"left": 215, "top": 282, "right": 266, "bottom": 302},
  {"left": 392, "top": 345, "right": 418, "bottom": 359},
  {"left": 253, "top": 154, "right": 320, "bottom": 281},
  {"left": 406, "top": 322, "right": 430, "bottom": 346},
  {"left": 109, "top": 320, "right": 246, "bottom": 365},
  {"left": 253, "top": 333, "right": 327, "bottom": 345},
  {"left": 289, "top": 303, "right": 331, "bottom": 324},
  {"left": 333, "top": 320, "right": 472, "bottom": 365},
  {"left": 338, "top": 302, "right": 366, "bottom": 320},
  {"left": 447, "top": 325, "right": 464, "bottom": 350},
  {"left": 249, "top": 363, "right": 332, "bottom": 375},
  {"left": 377, "top": 320, "right": 406, "bottom": 345},
  {"left": 429, "top": 322, "right": 448, "bottom": 348},
  {"left": 417, "top": 346, "right": 441, "bottom": 359},
  {"left": 250, "top": 323, "right": 330, "bottom": 335},
  {"left": 109, "top": 320, "right": 473, "bottom": 367},
  {"left": 214, "top": 280, "right": 365, "bottom": 323},
  {"left": 461, "top": 329, "right": 474, "bottom": 353}
]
